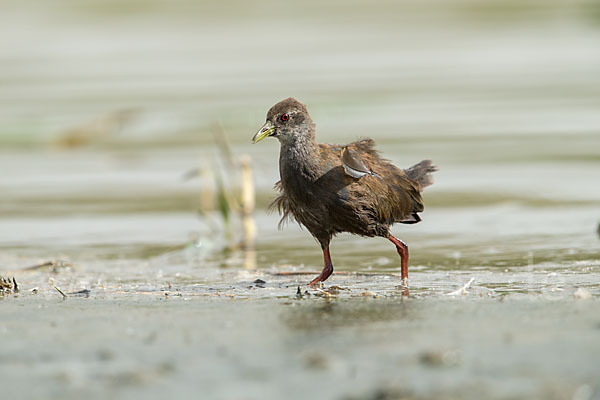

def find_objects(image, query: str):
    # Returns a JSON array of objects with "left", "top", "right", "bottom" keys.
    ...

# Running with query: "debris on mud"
[
  {"left": 0, "top": 276, "right": 19, "bottom": 295},
  {"left": 303, "top": 351, "right": 328, "bottom": 369},
  {"left": 359, "top": 290, "right": 378, "bottom": 298},
  {"left": 68, "top": 289, "right": 91, "bottom": 298},
  {"left": 446, "top": 277, "right": 475, "bottom": 296},
  {"left": 23, "top": 260, "right": 73, "bottom": 273},
  {"left": 53, "top": 285, "right": 68, "bottom": 299},
  {"left": 419, "top": 349, "right": 461, "bottom": 367}
]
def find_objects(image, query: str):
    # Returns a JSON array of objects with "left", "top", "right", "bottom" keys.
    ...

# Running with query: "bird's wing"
[{"left": 340, "top": 147, "right": 376, "bottom": 179}]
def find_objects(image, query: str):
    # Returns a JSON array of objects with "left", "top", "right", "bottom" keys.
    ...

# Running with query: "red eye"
[{"left": 280, "top": 113, "right": 289, "bottom": 122}]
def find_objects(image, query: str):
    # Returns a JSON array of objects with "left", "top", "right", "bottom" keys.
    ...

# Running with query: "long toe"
[
  {"left": 308, "top": 275, "right": 324, "bottom": 286},
  {"left": 308, "top": 278, "right": 319, "bottom": 286}
]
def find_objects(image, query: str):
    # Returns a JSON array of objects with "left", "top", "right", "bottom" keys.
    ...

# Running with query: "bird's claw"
[{"left": 308, "top": 280, "right": 324, "bottom": 288}]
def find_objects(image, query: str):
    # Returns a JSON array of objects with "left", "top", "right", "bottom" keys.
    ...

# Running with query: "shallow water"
[
  {"left": 2, "top": 0, "right": 600, "bottom": 399},
  {"left": 2, "top": 296, "right": 600, "bottom": 400},
  {"left": 2, "top": 139, "right": 599, "bottom": 400}
]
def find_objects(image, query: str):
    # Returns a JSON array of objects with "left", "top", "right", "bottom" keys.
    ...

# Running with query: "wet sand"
[{"left": 2, "top": 291, "right": 599, "bottom": 400}]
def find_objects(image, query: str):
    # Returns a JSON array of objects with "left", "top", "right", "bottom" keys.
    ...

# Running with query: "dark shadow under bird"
[{"left": 252, "top": 98, "right": 437, "bottom": 292}]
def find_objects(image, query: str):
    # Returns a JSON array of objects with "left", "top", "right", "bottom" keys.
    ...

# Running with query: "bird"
[{"left": 252, "top": 97, "right": 437, "bottom": 291}]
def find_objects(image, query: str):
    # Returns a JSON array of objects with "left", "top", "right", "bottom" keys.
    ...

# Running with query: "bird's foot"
[
  {"left": 308, "top": 279, "right": 324, "bottom": 288},
  {"left": 401, "top": 278, "right": 409, "bottom": 297}
]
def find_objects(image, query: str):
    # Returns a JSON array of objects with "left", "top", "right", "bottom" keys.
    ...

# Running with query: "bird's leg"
[
  {"left": 388, "top": 234, "right": 409, "bottom": 292},
  {"left": 308, "top": 245, "right": 334, "bottom": 286}
]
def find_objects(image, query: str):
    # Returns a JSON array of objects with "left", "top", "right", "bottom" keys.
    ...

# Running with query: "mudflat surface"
[{"left": 1, "top": 295, "right": 599, "bottom": 400}]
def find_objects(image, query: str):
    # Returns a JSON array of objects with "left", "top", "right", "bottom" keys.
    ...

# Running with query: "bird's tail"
[{"left": 404, "top": 159, "right": 438, "bottom": 191}]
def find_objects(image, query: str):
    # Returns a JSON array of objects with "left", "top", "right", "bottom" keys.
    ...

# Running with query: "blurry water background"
[{"left": 1, "top": 1, "right": 600, "bottom": 399}]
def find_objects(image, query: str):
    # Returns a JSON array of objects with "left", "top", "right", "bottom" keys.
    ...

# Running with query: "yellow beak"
[{"left": 252, "top": 121, "right": 275, "bottom": 144}]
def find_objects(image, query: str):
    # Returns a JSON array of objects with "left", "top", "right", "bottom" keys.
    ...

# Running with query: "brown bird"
[{"left": 252, "top": 98, "right": 437, "bottom": 291}]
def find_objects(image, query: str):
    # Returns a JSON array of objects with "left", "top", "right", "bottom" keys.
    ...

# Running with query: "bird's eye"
[{"left": 280, "top": 113, "right": 289, "bottom": 122}]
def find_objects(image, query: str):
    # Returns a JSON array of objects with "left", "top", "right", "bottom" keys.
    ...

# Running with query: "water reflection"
[{"left": 281, "top": 299, "right": 415, "bottom": 331}]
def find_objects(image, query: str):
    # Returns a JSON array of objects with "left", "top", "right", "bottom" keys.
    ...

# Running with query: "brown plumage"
[{"left": 252, "top": 97, "right": 437, "bottom": 291}]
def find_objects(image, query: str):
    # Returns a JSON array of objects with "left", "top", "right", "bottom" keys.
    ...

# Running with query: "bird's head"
[{"left": 252, "top": 97, "right": 314, "bottom": 145}]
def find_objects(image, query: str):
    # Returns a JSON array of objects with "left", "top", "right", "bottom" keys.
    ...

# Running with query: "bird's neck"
[{"left": 279, "top": 134, "right": 321, "bottom": 182}]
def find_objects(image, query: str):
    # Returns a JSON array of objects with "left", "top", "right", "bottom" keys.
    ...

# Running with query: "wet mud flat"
[
  {"left": 1, "top": 138, "right": 599, "bottom": 399},
  {"left": 1, "top": 143, "right": 599, "bottom": 399},
  {"left": 2, "top": 264, "right": 600, "bottom": 400}
]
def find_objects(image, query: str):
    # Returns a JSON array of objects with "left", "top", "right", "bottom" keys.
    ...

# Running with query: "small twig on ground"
[
  {"left": 446, "top": 277, "right": 475, "bottom": 296},
  {"left": 312, "top": 288, "right": 335, "bottom": 297},
  {"left": 68, "top": 289, "right": 91, "bottom": 297},
  {"left": 53, "top": 285, "right": 67, "bottom": 299}
]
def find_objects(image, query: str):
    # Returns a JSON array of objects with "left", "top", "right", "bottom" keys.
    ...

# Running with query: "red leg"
[
  {"left": 388, "top": 234, "right": 409, "bottom": 293},
  {"left": 308, "top": 246, "right": 334, "bottom": 286}
]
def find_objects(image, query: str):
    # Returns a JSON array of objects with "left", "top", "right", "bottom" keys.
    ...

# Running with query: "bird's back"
[
  {"left": 334, "top": 139, "right": 425, "bottom": 228},
  {"left": 272, "top": 138, "right": 433, "bottom": 239}
]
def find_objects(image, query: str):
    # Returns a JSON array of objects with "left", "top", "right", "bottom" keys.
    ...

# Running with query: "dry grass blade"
[
  {"left": 446, "top": 277, "right": 475, "bottom": 296},
  {"left": 240, "top": 155, "right": 256, "bottom": 250},
  {"left": 212, "top": 122, "right": 236, "bottom": 169},
  {"left": 53, "top": 285, "right": 67, "bottom": 299}
]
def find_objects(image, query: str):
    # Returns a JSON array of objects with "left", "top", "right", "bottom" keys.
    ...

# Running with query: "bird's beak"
[{"left": 252, "top": 121, "right": 275, "bottom": 144}]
